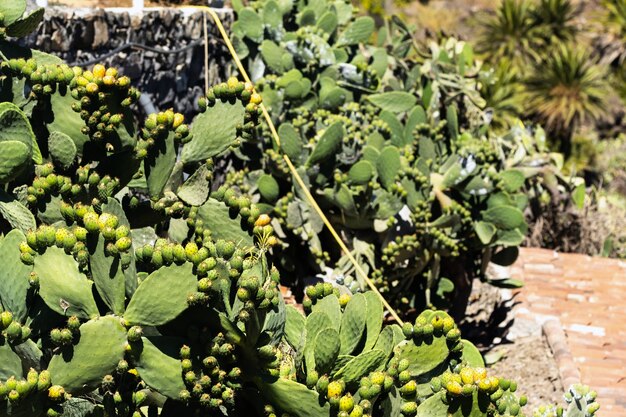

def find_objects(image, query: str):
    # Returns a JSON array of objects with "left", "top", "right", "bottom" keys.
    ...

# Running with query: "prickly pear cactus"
[{"left": 0, "top": 5, "right": 598, "bottom": 417}]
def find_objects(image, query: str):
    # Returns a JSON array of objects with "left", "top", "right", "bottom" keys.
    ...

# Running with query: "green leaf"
[
  {"left": 125, "top": 263, "right": 196, "bottom": 326},
  {"left": 474, "top": 221, "right": 496, "bottom": 245},
  {"left": 34, "top": 247, "right": 99, "bottom": 319},
  {"left": 367, "top": 92, "right": 417, "bottom": 113},
  {"left": 482, "top": 206, "right": 525, "bottom": 230},
  {"left": 487, "top": 278, "right": 524, "bottom": 289},
  {"left": 337, "top": 16, "right": 375, "bottom": 46},
  {"left": 498, "top": 170, "right": 525, "bottom": 193},
  {"left": 48, "top": 316, "right": 127, "bottom": 394},
  {"left": 182, "top": 100, "right": 245, "bottom": 163},
  {"left": 135, "top": 336, "right": 186, "bottom": 399}
]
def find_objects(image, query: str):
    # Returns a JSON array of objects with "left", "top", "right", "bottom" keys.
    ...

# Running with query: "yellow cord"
[{"left": 184, "top": 6, "right": 403, "bottom": 325}]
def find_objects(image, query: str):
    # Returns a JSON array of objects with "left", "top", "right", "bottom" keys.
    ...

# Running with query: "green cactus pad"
[
  {"left": 145, "top": 131, "right": 176, "bottom": 198},
  {"left": 306, "top": 122, "right": 344, "bottom": 167},
  {"left": 196, "top": 198, "right": 254, "bottom": 246},
  {"left": 238, "top": 7, "right": 264, "bottom": 42},
  {"left": 182, "top": 100, "right": 245, "bottom": 164},
  {"left": 47, "top": 89, "right": 89, "bottom": 156},
  {"left": 0, "top": 230, "right": 31, "bottom": 322},
  {"left": 304, "top": 311, "right": 333, "bottom": 369},
  {"left": 0, "top": 342, "right": 23, "bottom": 380},
  {"left": 461, "top": 339, "right": 484, "bottom": 367},
  {"left": 258, "top": 174, "right": 281, "bottom": 203},
  {"left": 0, "top": 140, "right": 29, "bottom": 183},
  {"left": 446, "top": 104, "right": 459, "bottom": 140},
  {"left": 0, "top": 0, "right": 26, "bottom": 26},
  {"left": 373, "top": 325, "right": 395, "bottom": 357},
  {"left": 377, "top": 146, "right": 401, "bottom": 190},
  {"left": 177, "top": 163, "right": 211, "bottom": 206},
  {"left": 0, "top": 102, "right": 40, "bottom": 163},
  {"left": 102, "top": 198, "right": 137, "bottom": 298},
  {"left": 337, "top": 16, "right": 375, "bottom": 46},
  {"left": 48, "top": 131, "right": 77, "bottom": 170},
  {"left": 367, "top": 92, "right": 417, "bottom": 113},
  {"left": 348, "top": 160, "right": 374, "bottom": 185},
  {"left": 498, "top": 169, "right": 526, "bottom": 193},
  {"left": 278, "top": 123, "right": 304, "bottom": 163},
  {"left": 314, "top": 327, "right": 340, "bottom": 374},
  {"left": 134, "top": 336, "right": 187, "bottom": 399},
  {"left": 285, "top": 305, "right": 305, "bottom": 348},
  {"left": 317, "top": 11, "right": 338, "bottom": 34},
  {"left": 258, "top": 378, "right": 331, "bottom": 417},
  {"left": 393, "top": 336, "right": 451, "bottom": 378},
  {"left": 334, "top": 185, "right": 357, "bottom": 215},
  {"left": 415, "top": 391, "right": 449, "bottom": 417},
  {"left": 363, "top": 292, "right": 383, "bottom": 351},
  {"left": 6, "top": 7, "right": 45, "bottom": 38},
  {"left": 48, "top": 316, "right": 127, "bottom": 394},
  {"left": 339, "top": 293, "right": 367, "bottom": 355},
  {"left": 34, "top": 247, "right": 99, "bottom": 319},
  {"left": 311, "top": 295, "right": 341, "bottom": 330},
  {"left": 333, "top": 349, "right": 386, "bottom": 386},
  {"left": 124, "top": 263, "right": 196, "bottom": 326},
  {"left": 0, "top": 193, "right": 35, "bottom": 235},
  {"left": 262, "top": 0, "right": 282, "bottom": 28},
  {"left": 261, "top": 40, "right": 288, "bottom": 73},
  {"left": 89, "top": 234, "right": 126, "bottom": 316}
]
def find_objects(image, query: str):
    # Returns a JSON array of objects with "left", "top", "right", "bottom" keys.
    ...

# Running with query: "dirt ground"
[{"left": 487, "top": 335, "right": 563, "bottom": 413}]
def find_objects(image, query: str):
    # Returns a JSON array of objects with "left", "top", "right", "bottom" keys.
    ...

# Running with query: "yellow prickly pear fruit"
[
  {"left": 48, "top": 385, "right": 65, "bottom": 402},
  {"left": 339, "top": 293, "right": 351, "bottom": 308},
  {"left": 92, "top": 64, "right": 106, "bottom": 78},
  {"left": 459, "top": 368, "right": 474, "bottom": 385},
  {"left": 327, "top": 381, "right": 343, "bottom": 398},
  {"left": 255, "top": 214, "right": 271, "bottom": 227}
]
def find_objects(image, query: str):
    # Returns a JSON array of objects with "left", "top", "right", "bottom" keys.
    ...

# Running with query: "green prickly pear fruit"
[
  {"left": 27, "top": 369, "right": 38, "bottom": 386},
  {"left": 116, "top": 237, "right": 132, "bottom": 252},
  {"left": 8, "top": 389, "right": 19, "bottom": 403},
  {"left": 21, "top": 325, "right": 31, "bottom": 341},
  {"left": 6, "top": 321, "right": 22, "bottom": 341},
  {"left": 306, "top": 370, "right": 319, "bottom": 388},
  {"left": 127, "top": 326, "right": 143, "bottom": 342},
  {"left": 399, "top": 380, "right": 417, "bottom": 397},
  {"left": 26, "top": 231, "right": 38, "bottom": 250},
  {"left": 83, "top": 212, "right": 100, "bottom": 233},
  {"left": 1, "top": 311, "right": 13, "bottom": 329},
  {"left": 60, "top": 328, "right": 73, "bottom": 345},
  {"left": 16, "top": 380, "right": 31, "bottom": 396},
  {"left": 400, "top": 401, "right": 417, "bottom": 416},
  {"left": 38, "top": 371, "right": 51, "bottom": 391},
  {"left": 180, "top": 345, "right": 191, "bottom": 359},
  {"left": 339, "top": 394, "right": 355, "bottom": 412},
  {"left": 316, "top": 375, "right": 330, "bottom": 394},
  {"left": 446, "top": 328, "right": 461, "bottom": 343},
  {"left": 402, "top": 323, "right": 413, "bottom": 338}
]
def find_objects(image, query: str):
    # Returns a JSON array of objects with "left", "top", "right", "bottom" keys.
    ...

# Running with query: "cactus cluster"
[{"left": 0, "top": 3, "right": 599, "bottom": 417}]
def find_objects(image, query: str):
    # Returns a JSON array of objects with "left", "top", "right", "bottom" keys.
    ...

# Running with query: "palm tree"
[
  {"left": 524, "top": 45, "right": 610, "bottom": 155},
  {"left": 476, "top": 0, "right": 543, "bottom": 67}
]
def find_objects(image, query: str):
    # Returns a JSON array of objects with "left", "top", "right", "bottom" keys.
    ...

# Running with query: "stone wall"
[{"left": 20, "top": 7, "right": 234, "bottom": 118}]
